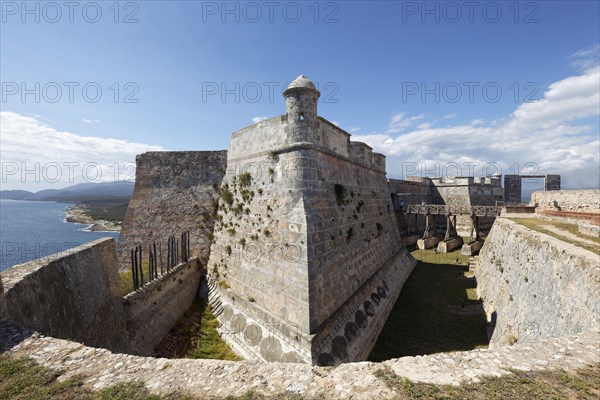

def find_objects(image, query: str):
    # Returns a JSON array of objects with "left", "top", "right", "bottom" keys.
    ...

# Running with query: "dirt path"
[{"left": 540, "top": 224, "right": 599, "bottom": 247}]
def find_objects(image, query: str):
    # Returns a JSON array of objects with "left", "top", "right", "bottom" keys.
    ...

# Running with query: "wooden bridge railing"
[{"left": 406, "top": 204, "right": 501, "bottom": 217}]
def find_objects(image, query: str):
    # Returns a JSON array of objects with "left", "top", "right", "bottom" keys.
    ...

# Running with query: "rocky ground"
[{"left": 2, "top": 318, "right": 598, "bottom": 400}]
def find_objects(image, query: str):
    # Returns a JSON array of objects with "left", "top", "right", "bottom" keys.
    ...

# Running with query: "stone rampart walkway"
[{"left": 2, "top": 319, "right": 598, "bottom": 399}]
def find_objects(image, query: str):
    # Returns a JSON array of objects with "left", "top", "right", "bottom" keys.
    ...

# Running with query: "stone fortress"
[
  {"left": 204, "top": 76, "right": 415, "bottom": 364},
  {"left": 1, "top": 75, "right": 598, "bottom": 398}
]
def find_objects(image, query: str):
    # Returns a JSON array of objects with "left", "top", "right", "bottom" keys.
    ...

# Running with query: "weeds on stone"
[
  {"left": 374, "top": 363, "right": 600, "bottom": 399},
  {"left": 0, "top": 354, "right": 192, "bottom": 400},
  {"left": 239, "top": 172, "right": 252, "bottom": 188}
]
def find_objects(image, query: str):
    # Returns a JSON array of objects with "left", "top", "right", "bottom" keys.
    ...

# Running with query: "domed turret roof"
[{"left": 284, "top": 75, "right": 320, "bottom": 96}]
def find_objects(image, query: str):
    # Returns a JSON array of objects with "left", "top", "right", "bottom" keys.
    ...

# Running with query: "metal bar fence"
[{"left": 130, "top": 231, "right": 191, "bottom": 291}]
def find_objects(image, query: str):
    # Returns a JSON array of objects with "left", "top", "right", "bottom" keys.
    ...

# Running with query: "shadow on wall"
[{"left": 369, "top": 247, "right": 489, "bottom": 361}]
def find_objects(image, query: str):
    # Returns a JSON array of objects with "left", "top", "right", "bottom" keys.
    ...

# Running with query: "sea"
[{"left": 0, "top": 199, "right": 120, "bottom": 272}]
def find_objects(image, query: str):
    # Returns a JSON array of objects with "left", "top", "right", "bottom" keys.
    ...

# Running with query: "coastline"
[{"left": 65, "top": 204, "right": 122, "bottom": 232}]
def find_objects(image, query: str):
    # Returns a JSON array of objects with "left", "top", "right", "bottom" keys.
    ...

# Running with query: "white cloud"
[
  {"left": 252, "top": 116, "right": 268, "bottom": 124},
  {"left": 349, "top": 127, "right": 360, "bottom": 133},
  {"left": 443, "top": 113, "right": 457, "bottom": 119},
  {"left": 0, "top": 112, "right": 164, "bottom": 190},
  {"left": 569, "top": 44, "right": 600, "bottom": 72},
  {"left": 82, "top": 118, "right": 100, "bottom": 124},
  {"left": 331, "top": 121, "right": 340, "bottom": 126},
  {"left": 354, "top": 66, "right": 600, "bottom": 189},
  {"left": 387, "top": 113, "right": 428, "bottom": 133}
]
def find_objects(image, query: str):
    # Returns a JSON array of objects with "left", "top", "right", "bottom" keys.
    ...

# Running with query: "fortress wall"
[
  {"left": 303, "top": 150, "right": 416, "bottom": 364},
  {"left": 207, "top": 147, "right": 313, "bottom": 363},
  {"left": 305, "top": 151, "right": 410, "bottom": 328},
  {"left": 434, "top": 184, "right": 472, "bottom": 207},
  {"left": 531, "top": 189, "right": 600, "bottom": 213},
  {"left": 469, "top": 183, "right": 504, "bottom": 206},
  {"left": 319, "top": 118, "right": 350, "bottom": 158},
  {"left": 372, "top": 153, "right": 386, "bottom": 172},
  {"left": 123, "top": 258, "right": 203, "bottom": 356},
  {"left": 477, "top": 218, "right": 600, "bottom": 346},
  {"left": 211, "top": 149, "right": 312, "bottom": 329},
  {"left": 0, "top": 238, "right": 127, "bottom": 352},
  {"left": 466, "top": 184, "right": 504, "bottom": 235},
  {"left": 349, "top": 141, "right": 373, "bottom": 169},
  {"left": 433, "top": 185, "right": 473, "bottom": 235},
  {"left": 208, "top": 114, "right": 416, "bottom": 364},
  {"left": 0, "top": 275, "right": 6, "bottom": 320},
  {"left": 388, "top": 178, "right": 434, "bottom": 206},
  {"left": 118, "top": 151, "right": 227, "bottom": 271},
  {"left": 229, "top": 117, "right": 286, "bottom": 158}
]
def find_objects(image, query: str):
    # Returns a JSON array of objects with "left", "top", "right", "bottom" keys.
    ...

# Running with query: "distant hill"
[
  {"left": 0, "top": 190, "right": 36, "bottom": 200},
  {"left": 0, "top": 181, "right": 134, "bottom": 202}
]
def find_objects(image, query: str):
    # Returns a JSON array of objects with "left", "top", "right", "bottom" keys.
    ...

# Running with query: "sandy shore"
[{"left": 65, "top": 204, "right": 122, "bottom": 232}]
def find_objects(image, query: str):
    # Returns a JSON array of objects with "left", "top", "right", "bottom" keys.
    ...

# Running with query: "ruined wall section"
[
  {"left": 531, "top": 189, "right": 600, "bottom": 213},
  {"left": 118, "top": 151, "right": 227, "bottom": 270},
  {"left": 0, "top": 239, "right": 127, "bottom": 352},
  {"left": 123, "top": 258, "right": 203, "bottom": 356},
  {"left": 477, "top": 218, "right": 600, "bottom": 346}
]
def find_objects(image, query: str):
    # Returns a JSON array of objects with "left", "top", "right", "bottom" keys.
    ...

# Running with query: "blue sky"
[{"left": 1, "top": 0, "right": 599, "bottom": 190}]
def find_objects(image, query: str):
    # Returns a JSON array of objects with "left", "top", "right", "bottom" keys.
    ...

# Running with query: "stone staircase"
[
  {"left": 469, "top": 256, "right": 479, "bottom": 273},
  {"left": 207, "top": 278, "right": 224, "bottom": 317}
]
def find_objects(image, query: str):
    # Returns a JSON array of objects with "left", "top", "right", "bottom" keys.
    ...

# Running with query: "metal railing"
[{"left": 130, "top": 231, "right": 191, "bottom": 291}]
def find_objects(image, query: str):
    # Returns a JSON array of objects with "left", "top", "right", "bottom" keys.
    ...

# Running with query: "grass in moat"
[
  {"left": 119, "top": 261, "right": 151, "bottom": 296},
  {"left": 153, "top": 297, "right": 240, "bottom": 361},
  {"left": 2, "top": 352, "right": 599, "bottom": 399},
  {"left": 368, "top": 241, "right": 489, "bottom": 361},
  {"left": 509, "top": 218, "right": 600, "bottom": 255},
  {"left": 184, "top": 303, "right": 241, "bottom": 361},
  {"left": 120, "top": 263, "right": 239, "bottom": 361}
]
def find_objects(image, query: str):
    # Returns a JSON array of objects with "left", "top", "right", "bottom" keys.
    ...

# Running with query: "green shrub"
[{"left": 239, "top": 172, "right": 252, "bottom": 187}]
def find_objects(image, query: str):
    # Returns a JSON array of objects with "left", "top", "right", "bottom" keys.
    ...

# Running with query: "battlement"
[{"left": 228, "top": 117, "right": 385, "bottom": 174}]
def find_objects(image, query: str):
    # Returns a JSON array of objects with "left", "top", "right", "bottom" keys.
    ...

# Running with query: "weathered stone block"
[
  {"left": 461, "top": 239, "right": 484, "bottom": 256},
  {"left": 437, "top": 237, "right": 464, "bottom": 253},
  {"left": 403, "top": 234, "right": 420, "bottom": 246},
  {"left": 417, "top": 236, "right": 441, "bottom": 250}
]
